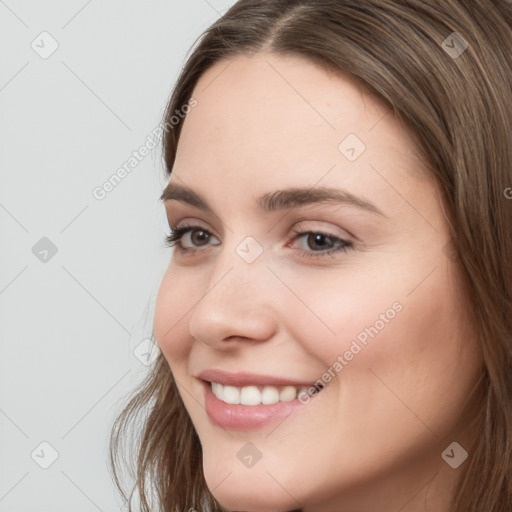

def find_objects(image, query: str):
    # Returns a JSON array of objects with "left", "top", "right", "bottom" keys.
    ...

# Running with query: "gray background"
[{"left": 0, "top": 1, "right": 237, "bottom": 510}]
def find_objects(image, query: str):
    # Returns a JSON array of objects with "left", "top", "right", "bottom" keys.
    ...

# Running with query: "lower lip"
[{"left": 202, "top": 380, "right": 313, "bottom": 431}]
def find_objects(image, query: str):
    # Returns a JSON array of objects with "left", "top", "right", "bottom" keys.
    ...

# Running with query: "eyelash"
[{"left": 164, "top": 224, "right": 354, "bottom": 259}]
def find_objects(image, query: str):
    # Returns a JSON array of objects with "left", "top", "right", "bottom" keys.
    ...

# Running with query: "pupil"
[
  {"left": 192, "top": 230, "right": 209, "bottom": 246},
  {"left": 308, "top": 233, "right": 332, "bottom": 250}
]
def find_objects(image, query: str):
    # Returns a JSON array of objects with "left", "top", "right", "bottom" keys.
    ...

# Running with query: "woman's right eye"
[{"left": 164, "top": 226, "right": 220, "bottom": 253}]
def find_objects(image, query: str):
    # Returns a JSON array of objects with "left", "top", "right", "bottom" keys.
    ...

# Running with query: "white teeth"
[
  {"left": 222, "top": 385, "right": 240, "bottom": 404},
  {"left": 240, "top": 386, "right": 261, "bottom": 405},
  {"left": 279, "top": 386, "right": 297, "bottom": 402},
  {"left": 211, "top": 381, "right": 223, "bottom": 398},
  {"left": 261, "top": 386, "right": 280, "bottom": 405},
  {"left": 210, "top": 382, "right": 318, "bottom": 405}
]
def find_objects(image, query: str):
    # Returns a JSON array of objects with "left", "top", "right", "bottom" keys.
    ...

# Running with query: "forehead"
[{"left": 173, "top": 52, "right": 428, "bottom": 196}]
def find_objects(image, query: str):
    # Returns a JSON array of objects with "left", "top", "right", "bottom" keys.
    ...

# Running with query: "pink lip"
[
  {"left": 202, "top": 380, "right": 311, "bottom": 431},
  {"left": 197, "top": 369, "right": 324, "bottom": 431},
  {"left": 197, "top": 368, "right": 318, "bottom": 388}
]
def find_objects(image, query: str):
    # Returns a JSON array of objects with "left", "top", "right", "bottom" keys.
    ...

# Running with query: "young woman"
[{"left": 110, "top": 1, "right": 512, "bottom": 511}]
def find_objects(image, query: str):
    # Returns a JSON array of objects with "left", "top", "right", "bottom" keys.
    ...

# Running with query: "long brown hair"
[{"left": 109, "top": 1, "right": 512, "bottom": 510}]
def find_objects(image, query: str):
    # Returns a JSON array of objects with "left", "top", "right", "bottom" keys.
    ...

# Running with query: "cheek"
[
  {"left": 273, "top": 262, "right": 405, "bottom": 366},
  {"left": 153, "top": 268, "right": 194, "bottom": 363},
  {"left": 280, "top": 258, "right": 481, "bottom": 429}
]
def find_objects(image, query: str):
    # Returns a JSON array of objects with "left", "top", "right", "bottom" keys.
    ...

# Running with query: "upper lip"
[{"left": 197, "top": 369, "right": 318, "bottom": 388}]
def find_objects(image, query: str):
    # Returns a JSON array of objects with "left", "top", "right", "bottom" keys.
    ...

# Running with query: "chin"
[{"left": 203, "top": 462, "right": 298, "bottom": 512}]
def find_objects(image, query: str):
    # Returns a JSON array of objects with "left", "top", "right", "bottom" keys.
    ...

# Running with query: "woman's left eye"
[
  {"left": 290, "top": 230, "right": 353, "bottom": 257},
  {"left": 164, "top": 225, "right": 353, "bottom": 258}
]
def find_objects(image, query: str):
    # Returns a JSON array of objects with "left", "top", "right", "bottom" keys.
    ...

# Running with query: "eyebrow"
[{"left": 160, "top": 182, "right": 386, "bottom": 217}]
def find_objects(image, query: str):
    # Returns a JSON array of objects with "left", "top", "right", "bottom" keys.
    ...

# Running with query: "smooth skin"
[{"left": 154, "top": 52, "right": 484, "bottom": 512}]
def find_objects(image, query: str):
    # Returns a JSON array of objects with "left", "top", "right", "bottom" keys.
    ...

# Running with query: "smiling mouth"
[{"left": 207, "top": 380, "right": 324, "bottom": 405}]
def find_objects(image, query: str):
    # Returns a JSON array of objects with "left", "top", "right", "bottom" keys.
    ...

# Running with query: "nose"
[{"left": 188, "top": 254, "right": 278, "bottom": 348}]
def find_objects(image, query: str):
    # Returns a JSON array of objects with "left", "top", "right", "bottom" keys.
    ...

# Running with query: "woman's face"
[{"left": 154, "top": 52, "right": 483, "bottom": 512}]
